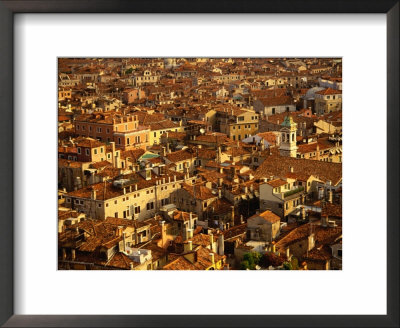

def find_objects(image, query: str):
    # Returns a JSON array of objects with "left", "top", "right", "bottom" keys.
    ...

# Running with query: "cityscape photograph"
[{"left": 58, "top": 57, "right": 342, "bottom": 270}]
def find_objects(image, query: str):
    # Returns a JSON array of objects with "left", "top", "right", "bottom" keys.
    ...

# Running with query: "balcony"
[{"left": 283, "top": 186, "right": 305, "bottom": 199}]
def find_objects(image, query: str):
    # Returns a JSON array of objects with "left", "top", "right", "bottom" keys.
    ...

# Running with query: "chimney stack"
[
  {"left": 321, "top": 216, "right": 328, "bottom": 227},
  {"left": 91, "top": 189, "right": 96, "bottom": 200},
  {"left": 123, "top": 232, "right": 126, "bottom": 251},
  {"left": 189, "top": 212, "right": 193, "bottom": 229},
  {"left": 271, "top": 243, "right": 276, "bottom": 253},
  {"left": 218, "top": 234, "right": 224, "bottom": 256},
  {"left": 161, "top": 221, "right": 166, "bottom": 246},
  {"left": 301, "top": 206, "right": 306, "bottom": 220},
  {"left": 209, "top": 253, "right": 215, "bottom": 266},
  {"left": 328, "top": 190, "right": 333, "bottom": 204},
  {"left": 209, "top": 234, "right": 214, "bottom": 250}
]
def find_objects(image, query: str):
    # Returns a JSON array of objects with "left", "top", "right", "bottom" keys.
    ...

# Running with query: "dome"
[{"left": 303, "top": 87, "right": 325, "bottom": 100}]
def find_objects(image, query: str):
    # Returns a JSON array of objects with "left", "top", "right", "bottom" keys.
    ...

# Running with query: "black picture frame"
[{"left": 0, "top": 1, "right": 398, "bottom": 327}]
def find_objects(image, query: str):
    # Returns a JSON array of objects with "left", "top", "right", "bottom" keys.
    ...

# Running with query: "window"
[
  {"left": 107, "top": 154, "right": 111, "bottom": 159},
  {"left": 127, "top": 137, "right": 130, "bottom": 145},
  {"left": 338, "top": 250, "right": 342, "bottom": 256},
  {"left": 85, "top": 149, "right": 90, "bottom": 156},
  {"left": 154, "top": 132, "right": 157, "bottom": 137},
  {"left": 82, "top": 125, "right": 85, "bottom": 130},
  {"left": 106, "top": 128, "right": 110, "bottom": 134},
  {"left": 114, "top": 200, "right": 117, "bottom": 204},
  {"left": 98, "top": 203, "right": 102, "bottom": 208},
  {"left": 77, "top": 147, "right": 81, "bottom": 154},
  {"left": 94, "top": 149, "right": 97, "bottom": 155},
  {"left": 66, "top": 198, "right": 71, "bottom": 203},
  {"left": 106, "top": 203, "right": 109, "bottom": 207},
  {"left": 101, "top": 147, "right": 103, "bottom": 153},
  {"left": 76, "top": 125, "right": 79, "bottom": 130},
  {"left": 118, "top": 137, "right": 121, "bottom": 145},
  {"left": 115, "top": 212, "right": 118, "bottom": 218},
  {"left": 97, "top": 127, "right": 102, "bottom": 133},
  {"left": 134, "top": 206, "right": 141, "bottom": 214},
  {"left": 89, "top": 126, "right": 92, "bottom": 132},
  {"left": 147, "top": 202, "right": 154, "bottom": 210}
]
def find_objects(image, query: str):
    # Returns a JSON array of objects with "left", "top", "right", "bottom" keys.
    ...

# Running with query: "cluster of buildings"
[{"left": 58, "top": 58, "right": 342, "bottom": 270}]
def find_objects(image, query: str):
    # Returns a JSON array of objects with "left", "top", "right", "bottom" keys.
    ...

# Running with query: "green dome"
[{"left": 281, "top": 116, "right": 294, "bottom": 127}]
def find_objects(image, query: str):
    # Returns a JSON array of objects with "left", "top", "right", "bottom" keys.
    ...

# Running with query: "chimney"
[
  {"left": 91, "top": 189, "right": 96, "bottom": 200},
  {"left": 130, "top": 262, "right": 134, "bottom": 270},
  {"left": 162, "top": 146, "right": 166, "bottom": 157},
  {"left": 161, "top": 221, "right": 166, "bottom": 246},
  {"left": 122, "top": 232, "right": 126, "bottom": 251},
  {"left": 289, "top": 166, "right": 294, "bottom": 173},
  {"left": 145, "top": 167, "right": 152, "bottom": 180},
  {"left": 231, "top": 206, "right": 235, "bottom": 226},
  {"left": 187, "top": 228, "right": 193, "bottom": 239},
  {"left": 71, "top": 249, "right": 76, "bottom": 261},
  {"left": 271, "top": 243, "right": 276, "bottom": 253},
  {"left": 189, "top": 212, "right": 193, "bottom": 229},
  {"left": 321, "top": 216, "right": 328, "bottom": 227},
  {"left": 110, "top": 142, "right": 116, "bottom": 167},
  {"left": 184, "top": 240, "right": 193, "bottom": 252},
  {"left": 209, "top": 253, "right": 215, "bottom": 265},
  {"left": 240, "top": 215, "right": 244, "bottom": 224},
  {"left": 218, "top": 189, "right": 222, "bottom": 199},
  {"left": 123, "top": 187, "right": 126, "bottom": 195},
  {"left": 209, "top": 234, "right": 214, "bottom": 250},
  {"left": 328, "top": 190, "right": 333, "bottom": 204},
  {"left": 301, "top": 206, "right": 306, "bottom": 220},
  {"left": 218, "top": 234, "right": 224, "bottom": 256}
]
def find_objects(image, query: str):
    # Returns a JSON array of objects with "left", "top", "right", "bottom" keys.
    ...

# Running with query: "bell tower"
[{"left": 279, "top": 116, "right": 298, "bottom": 158}]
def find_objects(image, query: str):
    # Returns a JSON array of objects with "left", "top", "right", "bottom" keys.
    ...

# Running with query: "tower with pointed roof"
[{"left": 279, "top": 116, "right": 298, "bottom": 158}]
